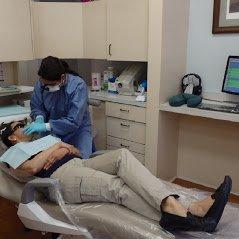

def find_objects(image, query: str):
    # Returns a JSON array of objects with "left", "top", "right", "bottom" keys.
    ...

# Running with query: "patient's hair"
[
  {"left": 0, "top": 122, "right": 14, "bottom": 148},
  {"left": 38, "top": 56, "right": 80, "bottom": 81}
]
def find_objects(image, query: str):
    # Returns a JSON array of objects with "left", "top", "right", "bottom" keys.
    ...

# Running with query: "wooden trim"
[
  {"left": 213, "top": 0, "right": 239, "bottom": 34},
  {"left": 174, "top": 178, "right": 239, "bottom": 204}
]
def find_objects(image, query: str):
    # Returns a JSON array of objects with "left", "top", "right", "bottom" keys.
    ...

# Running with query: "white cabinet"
[
  {"left": 105, "top": 102, "right": 146, "bottom": 164},
  {"left": 0, "top": 0, "right": 149, "bottom": 62},
  {"left": 83, "top": 0, "right": 107, "bottom": 59},
  {"left": 106, "top": 102, "right": 146, "bottom": 123},
  {"left": 31, "top": 2, "right": 84, "bottom": 59},
  {"left": 83, "top": 0, "right": 149, "bottom": 61},
  {"left": 30, "top": 0, "right": 148, "bottom": 61},
  {"left": 107, "top": 117, "right": 146, "bottom": 144},
  {"left": 107, "top": 0, "right": 149, "bottom": 61},
  {"left": 0, "top": 0, "right": 33, "bottom": 62}
]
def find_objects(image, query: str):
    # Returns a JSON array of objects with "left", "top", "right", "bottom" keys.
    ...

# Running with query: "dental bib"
[{"left": 0, "top": 135, "right": 60, "bottom": 169}]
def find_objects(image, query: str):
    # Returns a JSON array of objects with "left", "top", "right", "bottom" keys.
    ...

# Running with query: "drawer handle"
[
  {"left": 120, "top": 109, "right": 130, "bottom": 113},
  {"left": 120, "top": 144, "right": 130, "bottom": 149},
  {"left": 121, "top": 123, "right": 130, "bottom": 128}
]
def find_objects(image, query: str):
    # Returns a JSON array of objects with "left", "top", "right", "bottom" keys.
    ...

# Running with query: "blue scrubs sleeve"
[
  {"left": 49, "top": 82, "right": 89, "bottom": 136},
  {"left": 30, "top": 81, "right": 47, "bottom": 120}
]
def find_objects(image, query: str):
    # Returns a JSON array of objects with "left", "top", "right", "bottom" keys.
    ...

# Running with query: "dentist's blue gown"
[{"left": 30, "top": 74, "right": 92, "bottom": 159}]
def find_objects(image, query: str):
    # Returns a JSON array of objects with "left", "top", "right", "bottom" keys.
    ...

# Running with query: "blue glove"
[
  {"left": 23, "top": 122, "right": 47, "bottom": 135},
  {"left": 35, "top": 115, "right": 45, "bottom": 124}
]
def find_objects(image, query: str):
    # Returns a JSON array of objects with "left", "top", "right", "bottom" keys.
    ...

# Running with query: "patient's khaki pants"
[{"left": 51, "top": 149, "right": 192, "bottom": 221}]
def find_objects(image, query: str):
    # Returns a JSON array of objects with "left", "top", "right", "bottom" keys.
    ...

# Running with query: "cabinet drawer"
[
  {"left": 107, "top": 136, "right": 145, "bottom": 155},
  {"left": 107, "top": 117, "right": 146, "bottom": 144},
  {"left": 107, "top": 145, "right": 145, "bottom": 165},
  {"left": 106, "top": 102, "right": 146, "bottom": 123}
]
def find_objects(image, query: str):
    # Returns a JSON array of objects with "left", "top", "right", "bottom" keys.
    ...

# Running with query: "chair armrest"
[
  {"left": 21, "top": 178, "right": 60, "bottom": 204},
  {"left": 90, "top": 150, "right": 112, "bottom": 158}
]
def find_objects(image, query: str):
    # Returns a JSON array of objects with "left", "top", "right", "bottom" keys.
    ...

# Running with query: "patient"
[{"left": 0, "top": 121, "right": 232, "bottom": 233}]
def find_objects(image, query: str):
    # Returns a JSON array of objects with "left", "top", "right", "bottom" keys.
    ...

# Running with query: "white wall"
[
  {"left": 17, "top": 60, "right": 40, "bottom": 86},
  {"left": 187, "top": 0, "right": 239, "bottom": 93},
  {"left": 178, "top": 0, "right": 239, "bottom": 193}
]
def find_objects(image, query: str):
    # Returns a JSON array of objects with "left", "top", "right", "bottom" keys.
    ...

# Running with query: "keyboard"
[{"left": 197, "top": 103, "right": 239, "bottom": 114}]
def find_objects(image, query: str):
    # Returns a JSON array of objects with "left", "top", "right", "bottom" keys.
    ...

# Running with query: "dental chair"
[
  {"left": 0, "top": 168, "right": 173, "bottom": 239},
  {"left": 1, "top": 100, "right": 239, "bottom": 239},
  {"left": 0, "top": 99, "right": 173, "bottom": 239}
]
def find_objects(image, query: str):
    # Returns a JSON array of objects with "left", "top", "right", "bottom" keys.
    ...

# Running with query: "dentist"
[{"left": 24, "top": 56, "right": 92, "bottom": 158}]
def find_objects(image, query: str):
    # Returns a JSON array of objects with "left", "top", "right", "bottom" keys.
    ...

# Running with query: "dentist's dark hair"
[{"left": 38, "top": 56, "right": 80, "bottom": 81}]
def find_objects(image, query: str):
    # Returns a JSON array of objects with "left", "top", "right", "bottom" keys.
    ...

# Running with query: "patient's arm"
[
  {"left": 43, "top": 148, "right": 71, "bottom": 170},
  {"left": 13, "top": 142, "right": 80, "bottom": 176},
  {"left": 9, "top": 167, "right": 33, "bottom": 178}
]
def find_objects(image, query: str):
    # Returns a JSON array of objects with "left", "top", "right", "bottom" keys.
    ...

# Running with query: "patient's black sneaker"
[
  {"left": 211, "top": 176, "right": 232, "bottom": 200},
  {"left": 159, "top": 211, "right": 217, "bottom": 233},
  {"left": 205, "top": 176, "right": 232, "bottom": 225}
]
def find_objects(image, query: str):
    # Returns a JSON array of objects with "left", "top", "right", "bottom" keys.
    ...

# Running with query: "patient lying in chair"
[{"left": 0, "top": 121, "right": 232, "bottom": 234}]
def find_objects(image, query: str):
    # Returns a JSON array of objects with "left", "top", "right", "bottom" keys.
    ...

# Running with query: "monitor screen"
[{"left": 222, "top": 56, "right": 239, "bottom": 95}]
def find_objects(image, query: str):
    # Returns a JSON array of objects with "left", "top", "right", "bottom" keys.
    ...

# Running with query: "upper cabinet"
[
  {"left": 0, "top": 0, "right": 33, "bottom": 62},
  {"left": 83, "top": 0, "right": 107, "bottom": 59},
  {"left": 0, "top": 0, "right": 149, "bottom": 62},
  {"left": 31, "top": 2, "right": 84, "bottom": 59},
  {"left": 107, "top": 0, "right": 149, "bottom": 62}
]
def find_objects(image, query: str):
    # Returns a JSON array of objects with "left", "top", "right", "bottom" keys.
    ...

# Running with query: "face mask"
[
  {"left": 46, "top": 84, "right": 61, "bottom": 92},
  {"left": 43, "top": 76, "right": 66, "bottom": 92}
]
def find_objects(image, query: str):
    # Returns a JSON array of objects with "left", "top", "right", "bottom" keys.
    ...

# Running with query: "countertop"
[
  {"left": 0, "top": 86, "right": 34, "bottom": 98},
  {"left": 160, "top": 100, "right": 239, "bottom": 123},
  {"left": 89, "top": 91, "right": 147, "bottom": 108}
]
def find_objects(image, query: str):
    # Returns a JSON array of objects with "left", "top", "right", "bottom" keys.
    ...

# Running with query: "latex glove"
[
  {"left": 23, "top": 122, "right": 47, "bottom": 135},
  {"left": 35, "top": 115, "right": 45, "bottom": 123}
]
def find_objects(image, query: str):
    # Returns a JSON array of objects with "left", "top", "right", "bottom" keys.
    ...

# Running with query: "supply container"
[
  {"left": 102, "top": 66, "right": 114, "bottom": 91},
  {"left": 91, "top": 73, "right": 101, "bottom": 91}
]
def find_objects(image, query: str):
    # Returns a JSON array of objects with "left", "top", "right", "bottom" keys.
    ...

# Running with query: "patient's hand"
[
  {"left": 58, "top": 142, "right": 80, "bottom": 157},
  {"left": 44, "top": 145, "right": 80, "bottom": 170},
  {"left": 44, "top": 148, "right": 69, "bottom": 170}
]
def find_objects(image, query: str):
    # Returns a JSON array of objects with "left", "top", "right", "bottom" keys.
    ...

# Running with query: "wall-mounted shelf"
[{"left": 160, "top": 102, "right": 239, "bottom": 124}]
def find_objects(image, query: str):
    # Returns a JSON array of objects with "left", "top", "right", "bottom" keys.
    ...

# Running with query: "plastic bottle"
[
  {"left": 91, "top": 73, "right": 101, "bottom": 91},
  {"left": 102, "top": 66, "right": 114, "bottom": 91}
]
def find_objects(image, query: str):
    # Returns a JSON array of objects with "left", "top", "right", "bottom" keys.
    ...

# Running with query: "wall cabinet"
[
  {"left": 0, "top": 0, "right": 148, "bottom": 61},
  {"left": 107, "top": 0, "right": 149, "bottom": 61},
  {"left": 0, "top": 0, "right": 33, "bottom": 62},
  {"left": 83, "top": 0, "right": 107, "bottom": 59},
  {"left": 83, "top": 0, "right": 148, "bottom": 61},
  {"left": 31, "top": 2, "right": 84, "bottom": 59}
]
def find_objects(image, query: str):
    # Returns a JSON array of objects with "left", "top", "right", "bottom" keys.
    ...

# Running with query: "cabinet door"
[
  {"left": 83, "top": 0, "right": 107, "bottom": 59},
  {"left": 31, "top": 2, "right": 84, "bottom": 59},
  {"left": 0, "top": 0, "right": 33, "bottom": 62},
  {"left": 107, "top": 0, "right": 149, "bottom": 61}
]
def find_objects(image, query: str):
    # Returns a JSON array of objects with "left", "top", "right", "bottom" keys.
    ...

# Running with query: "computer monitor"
[{"left": 222, "top": 56, "right": 239, "bottom": 95}]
